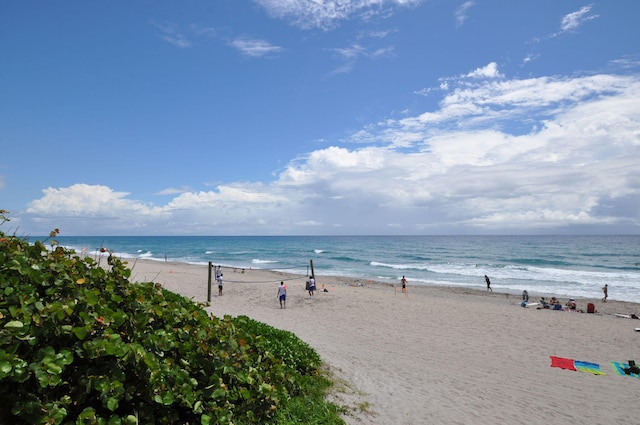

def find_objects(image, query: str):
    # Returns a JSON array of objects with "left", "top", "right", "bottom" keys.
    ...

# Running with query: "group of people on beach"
[
  {"left": 537, "top": 296, "right": 577, "bottom": 310},
  {"left": 276, "top": 275, "right": 318, "bottom": 309}
]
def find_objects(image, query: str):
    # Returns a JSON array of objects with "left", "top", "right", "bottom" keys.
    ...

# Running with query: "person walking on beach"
[
  {"left": 485, "top": 275, "right": 492, "bottom": 292},
  {"left": 401, "top": 276, "right": 408, "bottom": 294},
  {"left": 308, "top": 275, "right": 316, "bottom": 298},
  {"left": 602, "top": 283, "right": 608, "bottom": 302},
  {"left": 277, "top": 281, "right": 287, "bottom": 309},
  {"left": 217, "top": 273, "right": 224, "bottom": 296}
]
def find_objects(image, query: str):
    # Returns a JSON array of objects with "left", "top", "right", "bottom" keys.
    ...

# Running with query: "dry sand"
[{"left": 128, "top": 259, "right": 640, "bottom": 425}]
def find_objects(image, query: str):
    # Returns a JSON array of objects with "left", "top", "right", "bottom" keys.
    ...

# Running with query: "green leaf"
[
  {"left": 0, "top": 360, "right": 12, "bottom": 374},
  {"left": 108, "top": 416, "right": 123, "bottom": 425},
  {"left": 107, "top": 397, "right": 119, "bottom": 411},
  {"left": 4, "top": 320, "right": 24, "bottom": 329},
  {"left": 162, "top": 392, "right": 174, "bottom": 405},
  {"left": 240, "top": 388, "right": 251, "bottom": 400},
  {"left": 73, "top": 327, "right": 89, "bottom": 341},
  {"left": 124, "top": 415, "right": 138, "bottom": 425}
]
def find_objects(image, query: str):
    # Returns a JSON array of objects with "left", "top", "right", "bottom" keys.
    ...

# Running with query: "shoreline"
[
  {"left": 128, "top": 258, "right": 640, "bottom": 425},
  {"left": 129, "top": 259, "right": 638, "bottom": 315}
]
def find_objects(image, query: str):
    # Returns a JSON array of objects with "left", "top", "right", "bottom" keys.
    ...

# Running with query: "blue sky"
[{"left": 1, "top": 1, "right": 639, "bottom": 236}]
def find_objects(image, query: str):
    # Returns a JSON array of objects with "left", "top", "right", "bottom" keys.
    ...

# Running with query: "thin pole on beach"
[
  {"left": 207, "top": 262, "right": 212, "bottom": 302},
  {"left": 309, "top": 259, "right": 315, "bottom": 279}
]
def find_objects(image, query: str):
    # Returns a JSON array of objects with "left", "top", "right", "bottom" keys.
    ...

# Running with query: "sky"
[{"left": 1, "top": 1, "right": 639, "bottom": 236}]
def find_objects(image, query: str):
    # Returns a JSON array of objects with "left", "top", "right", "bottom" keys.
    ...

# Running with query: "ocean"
[{"left": 46, "top": 235, "right": 640, "bottom": 303}]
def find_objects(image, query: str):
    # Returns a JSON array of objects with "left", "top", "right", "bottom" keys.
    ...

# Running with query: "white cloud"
[
  {"left": 330, "top": 43, "right": 367, "bottom": 60},
  {"left": 254, "top": 0, "right": 423, "bottom": 30},
  {"left": 560, "top": 4, "right": 598, "bottom": 33},
  {"left": 465, "top": 62, "right": 502, "bottom": 79},
  {"left": 27, "top": 184, "right": 135, "bottom": 214},
  {"left": 230, "top": 37, "right": 283, "bottom": 57},
  {"left": 455, "top": 1, "right": 475, "bottom": 28},
  {"left": 20, "top": 69, "right": 640, "bottom": 235},
  {"left": 156, "top": 186, "right": 193, "bottom": 196}
]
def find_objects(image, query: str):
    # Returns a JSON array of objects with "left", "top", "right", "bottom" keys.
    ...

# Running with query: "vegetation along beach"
[{"left": 4, "top": 227, "right": 638, "bottom": 424}]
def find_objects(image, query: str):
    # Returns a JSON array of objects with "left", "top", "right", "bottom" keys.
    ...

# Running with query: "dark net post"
[{"left": 207, "top": 262, "right": 212, "bottom": 302}]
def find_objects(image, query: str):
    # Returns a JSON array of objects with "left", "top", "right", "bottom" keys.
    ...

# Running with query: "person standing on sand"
[
  {"left": 602, "top": 283, "right": 608, "bottom": 302},
  {"left": 277, "top": 281, "right": 287, "bottom": 309},
  {"left": 308, "top": 275, "right": 316, "bottom": 298},
  {"left": 217, "top": 274, "right": 224, "bottom": 296},
  {"left": 401, "top": 276, "right": 408, "bottom": 294},
  {"left": 485, "top": 275, "right": 492, "bottom": 292}
]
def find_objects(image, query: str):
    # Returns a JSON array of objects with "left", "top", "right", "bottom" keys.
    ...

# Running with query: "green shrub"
[{"left": 0, "top": 211, "right": 343, "bottom": 425}]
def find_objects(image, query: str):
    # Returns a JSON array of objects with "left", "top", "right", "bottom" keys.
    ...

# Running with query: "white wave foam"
[
  {"left": 252, "top": 259, "right": 278, "bottom": 264},
  {"left": 370, "top": 261, "right": 430, "bottom": 270}
]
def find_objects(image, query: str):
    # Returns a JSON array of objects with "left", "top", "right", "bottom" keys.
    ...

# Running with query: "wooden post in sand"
[
  {"left": 309, "top": 259, "right": 315, "bottom": 279},
  {"left": 207, "top": 262, "right": 212, "bottom": 302}
]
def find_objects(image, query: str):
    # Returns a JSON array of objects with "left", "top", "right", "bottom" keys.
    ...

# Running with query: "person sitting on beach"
[
  {"left": 566, "top": 299, "right": 577, "bottom": 310},
  {"left": 539, "top": 297, "right": 550, "bottom": 308},
  {"left": 549, "top": 297, "right": 559, "bottom": 305},
  {"left": 624, "top": 360, "right": 640, "bottom": 375}
]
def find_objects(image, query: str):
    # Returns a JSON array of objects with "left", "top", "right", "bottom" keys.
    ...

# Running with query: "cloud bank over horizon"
[{"left": 16, "top": 63, "right": 640, "bottom": 235}]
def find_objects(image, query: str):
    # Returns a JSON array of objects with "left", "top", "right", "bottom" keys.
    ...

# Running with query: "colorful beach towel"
[
  {"left": 574, "top": 360, "right": 606, "bottom": 375},
  {"left": 550, "top": 356, "right": 576, "bottom": 371},
  {"left": 610, "top": 362, "right": 640, "bottom": 379},
  {"left": 550, "top": 356, "right": 605, "bottom": 375}
]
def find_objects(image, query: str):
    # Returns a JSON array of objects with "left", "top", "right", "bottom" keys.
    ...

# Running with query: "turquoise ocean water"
[{"left": 47, "top": 235, "right": 640, "bottom": 303}]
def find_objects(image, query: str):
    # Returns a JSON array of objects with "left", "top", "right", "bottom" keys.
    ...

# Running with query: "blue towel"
[
  {"left": 610, "top": 362, "right": 640, "bottom": 378},
  {"left": 574, "top": 360, "right": 605, "bottom": 375}
]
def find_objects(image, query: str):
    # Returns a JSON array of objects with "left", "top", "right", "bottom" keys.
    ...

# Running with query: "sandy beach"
[{"left": 128, "top": 259, "right": 640, "bottom": 425}]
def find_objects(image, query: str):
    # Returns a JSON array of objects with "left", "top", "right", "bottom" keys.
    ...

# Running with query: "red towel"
[{"left": 550, "top": 356, "right": 576, "bottom": 371}]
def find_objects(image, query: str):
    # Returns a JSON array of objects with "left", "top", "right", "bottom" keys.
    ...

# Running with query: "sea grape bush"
[{"left": 0, "top": 212, "right": 330, "bottom": 425}]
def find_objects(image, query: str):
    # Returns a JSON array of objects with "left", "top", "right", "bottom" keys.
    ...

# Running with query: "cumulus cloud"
[
  {"left": 21, "top": 65, "right": 640, "bottom": 235},
  {"left": 465, "top": 62, "right": 502, "bottom": 79},
  {"left": 253, "top": 0, "right": 423, "bottom": 30},
  {"left": 23, "top": 184, "right": 169, "bottom": 235}
]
